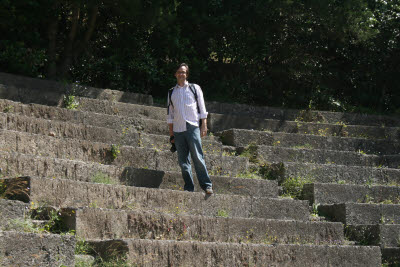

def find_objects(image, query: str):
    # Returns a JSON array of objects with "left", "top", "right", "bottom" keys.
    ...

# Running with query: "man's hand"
[
  {"left": 170, "top": 135, "right": 175, "bottom": 143},
  {"left": 200, "top": 124, "right": 207, "bottom": 138}
]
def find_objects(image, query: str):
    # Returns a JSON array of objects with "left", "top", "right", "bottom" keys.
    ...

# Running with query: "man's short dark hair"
[{"left": 176, "top": 63, "right": 189, "bottom": 76}]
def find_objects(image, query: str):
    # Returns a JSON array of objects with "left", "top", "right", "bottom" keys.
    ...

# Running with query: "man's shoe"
[{"left": 205, "top": 188, "right": 214, "bottom": 195}]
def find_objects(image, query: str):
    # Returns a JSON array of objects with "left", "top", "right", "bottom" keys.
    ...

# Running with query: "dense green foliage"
[{"left": 1, "top": 0, "right": 399, "bottom": 113}]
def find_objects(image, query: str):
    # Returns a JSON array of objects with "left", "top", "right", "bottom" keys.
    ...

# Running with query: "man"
[{"left": 167, "top": 63, "right": 213, "bottom": 194}]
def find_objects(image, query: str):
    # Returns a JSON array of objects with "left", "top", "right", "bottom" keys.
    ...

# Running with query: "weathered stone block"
[
  {"left": 1, "top": 177, "right": 309, "bottom": 221},
  {"left": 283, "top": 162, "right": 400, "bottom": 185},
  {"left": 318, "top": 203, "right": 400, "bottom": 225},
  {"left": 88, "top": 239, "right": 382, "bottom": 267},
  {"left": 0, "top": 72, "right": 152, "bottom": 105},
  {"left": 76, "top": 96, "right": 164, "bottom": 121},
  {"left": 122, "top": 168, "right": 278, "bottom": 198},
  {"left": 382, "top": 247, "right": 400, "bottom": 266},
  {"left": 63, "top": 207, "right": 344, "bottom": 245},
  {"left": 256, "top": 145, "right": 389, "bottom": 168},
  {"left": 0, "top": 199, "right": 29, "bottom": 227},
  {"left": 218, "top": 128, "right": 400, "bottom": 155},
  {"left": 206, "top": 100, "right": 400, "bottom": 128},
  {"left": 0, "top": 129, "right": 247, "bottom": 176},
  {"left": 209, "top": 113, "right": 400, "bottom": 141},
  {"left": 302, "top": 183, "right": 400, "bottom": 205},
  {"left": 0, "top": 152, "right": 275, "bottom": 198},
  {"left": 345, "top": 224, "right": 400, "bottom": 247},
  {"left": 0, "top": 231, "right": 75, "bottom": 267}
]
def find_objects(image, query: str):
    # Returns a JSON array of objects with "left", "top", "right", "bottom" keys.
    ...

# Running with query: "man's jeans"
[{"left": 174, "top": 122, "right": 212, "bottom": 192}]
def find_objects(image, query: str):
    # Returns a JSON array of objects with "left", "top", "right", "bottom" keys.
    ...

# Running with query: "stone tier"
[
  {"left": 0, "top": 176, "right": 310, "bottom": 221},
  {"left": 62, "top": 207, "right": 344, "bottom": 245},
  {"left": 302, "top": 183, "right": 400, "bottom": 205},
  {"left": 87, "top": 239, "right": 381, "bottom": 267}
]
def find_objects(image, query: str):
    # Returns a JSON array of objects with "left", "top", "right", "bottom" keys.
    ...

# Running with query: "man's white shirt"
[{"left": 167, "top": 81, "right": 208, "bottom": 132}]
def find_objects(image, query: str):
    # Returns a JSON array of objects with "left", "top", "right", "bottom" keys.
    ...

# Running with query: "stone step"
[
  {"left": 0, "top": 230, "right": 75, "bottom": 267},
  {"left": 0, "top": 176, "right": 310, "bottom": 221},
  {"left": 318, "top": 203, "right": 400, "bottom": 225},
  {"left": 0, "top": 111, "right": 222, "bottom": 154},
  {"left": 0, "top": 152, "right": 277, "bottom": 198},
  {"left": 252, "top": 145, "right": 400, "bottom": 169},
  {"left": 302, "top": 183, "right": 400, "bottom": 205},
  {"left": 75, "top": 96, "right": 165, "bottom": 121},
  {"left": 87, "top": 238, "right": 382, "bottom": 267},
  {"left": 219, "top": 129, "right": 400, "bottom": 155},
  {"left": 3, "top": 97, "right": 399, "bottom": 145},
  {"left": 74, "top": 96, "right": 400, "bottom": 142},
  {"left": 0, "top": 98, "right": 170, "bottom": 135},
  {"left": 282, "top": 162, "right": 400, "bottom": 186},
  {"left": 123, "top": 167, "right": 278, "bottom": 198},
  {"left": 0, "top": 129, "right": 248, "bottom": 176},
  {"left": 61, "top": 207, "right": 344, "bottom": 245},
  {"left": 0, "top": 71, "right": 153, "bottom": 106},
  {"left": 2, "top": 71, "right": 398, "bottom": 128},
  {"left": 345, "top": 224, "right": 400, "bottom": 247},
  {"left": 0, "top": 199, "right": 29, "bottom": 228},
  {"left": 205, "top": 101, "right": 400, "bottom": 128},
  {"left": 382, "top": 248, "right": 400, "bottom": 266},
  {"left": 209, "top": 113, "right": 400, "bottom": 141}
]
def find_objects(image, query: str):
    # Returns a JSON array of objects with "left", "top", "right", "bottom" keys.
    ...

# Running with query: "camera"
[{"left": 170, "top": 136, "right": 176, "bottom": 153}]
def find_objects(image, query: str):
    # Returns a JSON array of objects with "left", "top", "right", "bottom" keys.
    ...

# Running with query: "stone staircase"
[{"left": 0, "top": 72, "right": 398, "bottom": 266}]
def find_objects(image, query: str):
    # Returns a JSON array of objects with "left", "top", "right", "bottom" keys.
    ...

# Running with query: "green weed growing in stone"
[
  {"left": 387, "top": 181, "right": 400, "bottom": 187},
  {"left": 316, "top": 128, "right": 330, "bottom": 137},
  {"left": 258, "top": 162, "right": 285, "bottom": 180},
  {"left": 91, "top": 172, "right": 116, "bottom": 185},
  {"left": 263, "top": 232, "right": 278, "bottom": 244},
  {"left": 281, "top": 176, "right": 314, "bottom": 199},
  {"left": 337, "top": 180, "right": 347, "bottom": 185},
  {"left": 217, "top": 209, "right": 229, "bottom": 218},
  {"left": 364, "top": 194, "right": 374, "bottom": 203},
  {"left": 43, "top": 209, "right": 68, "bottom": 234},
  {"left": 222, "top": 150, "right": 236, "bottom": 157},
  {"left": 63, "top": 95, "right": 79, "bottom": 110},
  {"left": 365, "top": 177, "right": 374, "bottom": 187},
  {"left": 94, "top": 256, "right": 133, "bottom": 267},
  {"left": 0, "top": 180, "right": 5, "bottom": 199},
  {"left": 272, "top": 140, "right": 281, "bottom": 146},
  {"left": 380, "top": 215, "right": 386, "bottom": 224},
  {"left": 292, "top": 144, "right": 313, "bottom": 150},
  {"left": 74, "top": 259, "right": 92, "bottom": 267},
  {"left": 335, "top": 121, "right": 348, "bottom": 127},
  {"left": 357, "top": 149, "right": 366, "bottom": 155},
  {"left": 380, "top": 199, "right": 394, "bottom": 205},
  {"left": 239, "top": 143, "right": 258, "bottom": 163},
  {"left": 110, "top": 144, "right": 121, "bottom": 160},
  {"left": 311, "top": 203, "right": 320, "bottom": 217},
  {"left": 75, "top": 237, "right": 91, "bottom": 255},
  {"left": 3, "top": 105, "right": 13, "bottom": 113},
  {"left": 2, "top": 218, "right": 41, "bottom": 233}
]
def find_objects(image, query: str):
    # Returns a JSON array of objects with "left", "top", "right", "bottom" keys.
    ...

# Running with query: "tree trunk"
[
  {"left": 74, "top": 3, "right": 98, "bottom": 61},
  {"left": 46, "top": 1, "right": 60, "bottom": 79},
  {"left": 59, "top": 1, "right": 80, "bottom": 79}
]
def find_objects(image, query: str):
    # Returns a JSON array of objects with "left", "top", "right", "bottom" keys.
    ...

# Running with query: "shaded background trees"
[{"left": 0, "top": 0, "right": 399, "bottom": 114}]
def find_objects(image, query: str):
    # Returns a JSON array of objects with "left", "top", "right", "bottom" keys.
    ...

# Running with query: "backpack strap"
[
  {"left": 167, "top": 84, "right": 200, "bottom": 115},
  {"left": 167, "top": 87, "right": 174, "bottom": 115},
  {"left": 189, "top": 83, "right": 200, "bottom": 114}
]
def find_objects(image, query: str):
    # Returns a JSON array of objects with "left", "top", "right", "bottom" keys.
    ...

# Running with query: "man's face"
[{"left": 175, "top": 66, "right": 188, "bottom": 84}]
